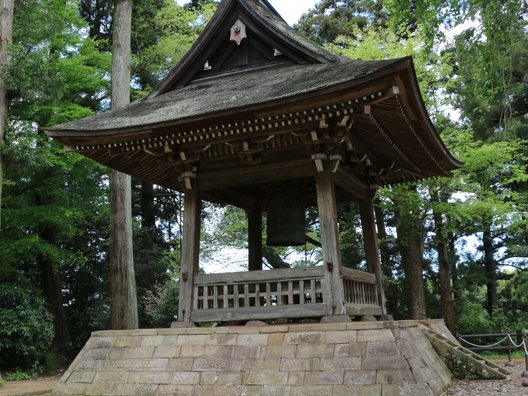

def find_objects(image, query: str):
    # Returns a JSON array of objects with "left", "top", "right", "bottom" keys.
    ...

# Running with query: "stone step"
[{"left": 422, "top": 326, "right": 510, "bottom": 381}]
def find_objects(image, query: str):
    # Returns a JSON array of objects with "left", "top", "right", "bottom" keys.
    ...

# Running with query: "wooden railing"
[
  {"left": 192, "top": 267, "right": 326, "bottom": 322},
  {"left": 341, "top": 267, "right": 379, "bottom": 305},
  {"left": 191, "top": 266, "right": 381, "bottom": 322},
  {"left": 341, "top": 267, "right": 381, "bottom": 316}
]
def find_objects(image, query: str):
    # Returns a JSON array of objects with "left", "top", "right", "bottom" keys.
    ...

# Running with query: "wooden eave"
[
  {"left": 46, "top": 57, "right": 461, "bottom": 210},
  {"left": 45, "top": 0, "right": 462, "bottom": 209}
]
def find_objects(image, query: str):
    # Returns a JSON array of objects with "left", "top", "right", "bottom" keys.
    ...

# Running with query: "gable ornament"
[{"left": 230, "top": 19, "right": 247, "bottom": 45}]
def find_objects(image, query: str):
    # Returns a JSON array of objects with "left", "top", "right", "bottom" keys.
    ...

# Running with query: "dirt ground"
[
  {"left": 0, "top": 361, "right": 526, "bottom": 395},
  {"left": 0, "top": 375, "right": 60, "bottom": 396}
]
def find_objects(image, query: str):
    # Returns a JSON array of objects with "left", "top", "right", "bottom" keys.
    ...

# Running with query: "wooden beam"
[
  {"left": 191, "top": 303, "right": 328, "bottom": 322},
  {"left": 204, "top": 189, "right": 259, "bottom": 211},
  {"left": 194, "top": 267, "right": 323, "bottom": 285},
  {"left": 315, "top": 162, "right": 346, "bottom": 316},
  {"left": 247, "top": 208, "right": 263, "bottom": 271},
  {"left": 198, "top": 159, "right": 315, "bottom": 190},
  {"left": 333, "top": 168, "right": 369, "bottom": 200},
  {"left": 178, "top": 183, "right": 201, "bottom": 322},
  {"left": 359, "top": 197, "right": 387, "bottom": 315}
]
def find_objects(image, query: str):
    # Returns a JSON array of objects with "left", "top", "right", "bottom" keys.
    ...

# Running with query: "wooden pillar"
[
  {"left": 247, "top": 208, "right": 262, "bottom": 271},
  {"left": 178, "top": 182, "right": 201, "bottom": 322},
  {"left": 359, "top": 197, "right": 387, "bottom": 315},
  {"left": 315, "top": 164, "right": 346, "bottom": 316}
]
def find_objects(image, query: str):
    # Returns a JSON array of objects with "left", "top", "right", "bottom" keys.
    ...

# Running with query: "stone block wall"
[{"left": 53, "top": 320, "right": 453, "bottom": 395}]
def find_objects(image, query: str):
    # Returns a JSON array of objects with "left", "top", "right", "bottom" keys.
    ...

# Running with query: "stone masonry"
[{"left": 53, "top": 320, "right": 454, "bottom": 395}]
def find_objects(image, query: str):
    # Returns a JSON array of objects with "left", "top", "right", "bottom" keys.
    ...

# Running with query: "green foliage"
[
  {"left": 296, "top": 0, "right": 388, "bottom": 45},
  {"left": 3, "top": 370, "right": 38, "bottom": 382},
  {"left": 1, "top": 0, "right": 527, "bottom": 364},
  {"left": 0, "top": 279, "right": 54, "bottom": 370},
  {"left": 43, "top": 352, "right": 68, "bottom": 376},
  {"left": 143, "top": 279, "right": 180, "bottom": 327},
  {"left": 131, "top": 0, "right": 215, "bottom": 98}
]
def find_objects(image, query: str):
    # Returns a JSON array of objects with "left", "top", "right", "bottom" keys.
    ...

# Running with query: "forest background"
[{"left": 0, "top": 0, "right": 527, "bottom": 375}]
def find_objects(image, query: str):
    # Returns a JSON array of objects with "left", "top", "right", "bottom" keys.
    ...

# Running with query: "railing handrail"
[
  {"left": 457, "top": 330, "right": 528, "bottom": 372},
  {"left": 340, "top": 267, "right": 376, "bottom": 284},
  {"left": 194, "top": 266, "right": 324, "bottom": 285}
]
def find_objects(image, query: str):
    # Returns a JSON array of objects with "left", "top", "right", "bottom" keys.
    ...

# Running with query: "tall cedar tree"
[
  {"left": 0, "top": 0, "right": 14, "bottom": 228},
  {"left": 109, "top": 0, "right": 138, "bottom": 330}
]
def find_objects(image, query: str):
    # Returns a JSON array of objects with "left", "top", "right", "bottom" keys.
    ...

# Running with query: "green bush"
[
  {"left": 3, "top": 370, "right": 37, "bottom": 381},
  {"left": 0, "top": 283, "right": 54, "bottom": 370}
]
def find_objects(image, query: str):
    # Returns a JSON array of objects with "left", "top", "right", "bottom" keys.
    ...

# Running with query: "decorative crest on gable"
[{"left": 230, "top": 19, "right": 247, "bottom": 45}]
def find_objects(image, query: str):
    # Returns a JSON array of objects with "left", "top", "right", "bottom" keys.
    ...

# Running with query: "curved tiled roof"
[{"left": 48, "top": 59, "right": 401, "bottom": 135}]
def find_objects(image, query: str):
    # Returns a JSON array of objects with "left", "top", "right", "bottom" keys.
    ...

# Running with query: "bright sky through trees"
[{"left": 175, "top": 0, "right": 317, "bottom": 25}]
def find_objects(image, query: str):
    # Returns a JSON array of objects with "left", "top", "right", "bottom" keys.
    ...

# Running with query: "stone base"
[{"left": 53, "top": 320, "right": 457, "bottom": 395}]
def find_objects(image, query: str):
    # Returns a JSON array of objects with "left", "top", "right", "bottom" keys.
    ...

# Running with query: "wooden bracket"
[
  {"left": 329, "top": 154, "right": 342, "bottom": 173},
  {"left": 311, "top": 153, "right": 328, "bottom": 172},
  {"left": 181, "top": 171, "right": 196, "bottom": 190}
]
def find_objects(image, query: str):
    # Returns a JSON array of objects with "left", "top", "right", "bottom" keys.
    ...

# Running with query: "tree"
[
  {"left": 430, "top": 188, "right": 457, "bottom": 334},
  {"left": 109, "top": 0, "right": 138, "bottom": 330},
  {"left": 296, "top": 0, "right": 388, "bottom": 45},
  {"left": 0, "top": 0, "right": 14, "bottom": 228}
]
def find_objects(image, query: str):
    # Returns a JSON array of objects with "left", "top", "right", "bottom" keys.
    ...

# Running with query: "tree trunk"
[
  {"left": 0, "top": 0, "right": 14, "bottom": 228},
  {"left": 374, "top": 198, "right": 392, "bottom": 277},
  {"left": 109, "top": 0, "right": 138, "bottom": 330},
  {"left": 394, "top": 187, "right": 426, "bottom": 319},
  {"left": 447, "top": 232, "right": 459, "bottom": 300},
  {"left": 39, "top": 228, "right": 69, "bottom": 353},
  {"left": 374, "top": 198, "right": 397, "bottom": 315},
  {"left": 140, "top": 181, "right": 156, "bottom": 229},
  {"left": 431, "top": 191, "right": 457, "bottom": 335},
  {"left": 262, "top": 246, "right": 290, "bottom": 269},
  {"left": 483, "top": 222, "right": 497, "bottom": 316},
  {"left": 359, "top": 198, "right": 386, "bottom": 315}
]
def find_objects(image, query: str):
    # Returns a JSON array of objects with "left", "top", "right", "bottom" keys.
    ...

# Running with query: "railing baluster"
[
  {"left": 288, "top": 281, "right": 293, "bottom": 305},
  {"left": 213, "top": 285, "right": 218, "bottom": 309},
  {"left": 203, "top": 285, "right": 209, "bottom": 309},
  {"left": 234, "top": 283, "right": 239, "bottom": 308},
  {"left": 193, "top": 286, "right": 199, "bottom": 309},
  {"left": 310, "top": 279, "right": 316, "bottom": 304},
  {"left": 362, "top": 283, "right": 366, "bottom": 304},
  {"left": 223, "top": 285, "right": 229, "bottom": 308},
  {"left": 244, "top": 283, "right": 250, "bottom": 307},
  {"left": 277, "top": 282, "right": 282, "bottom": 305},
  {"left": 266, "top": 282, "right": 271, "bottom": 307},
  {"left": 299, "top": 279, "right": 305, "bottom": 304}
]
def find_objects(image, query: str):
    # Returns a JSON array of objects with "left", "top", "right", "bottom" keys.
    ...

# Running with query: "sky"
[
  {"left": 175, "top": 1, "right": 318, "bottom": 26},
  {"left": 266, "top": 0, "right": 318, "bottom": 25}
]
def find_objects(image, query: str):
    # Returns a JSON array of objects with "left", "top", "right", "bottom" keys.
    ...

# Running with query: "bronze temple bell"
[{"left": 266, "top": 191, "right": 305, "bottom": 246}]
